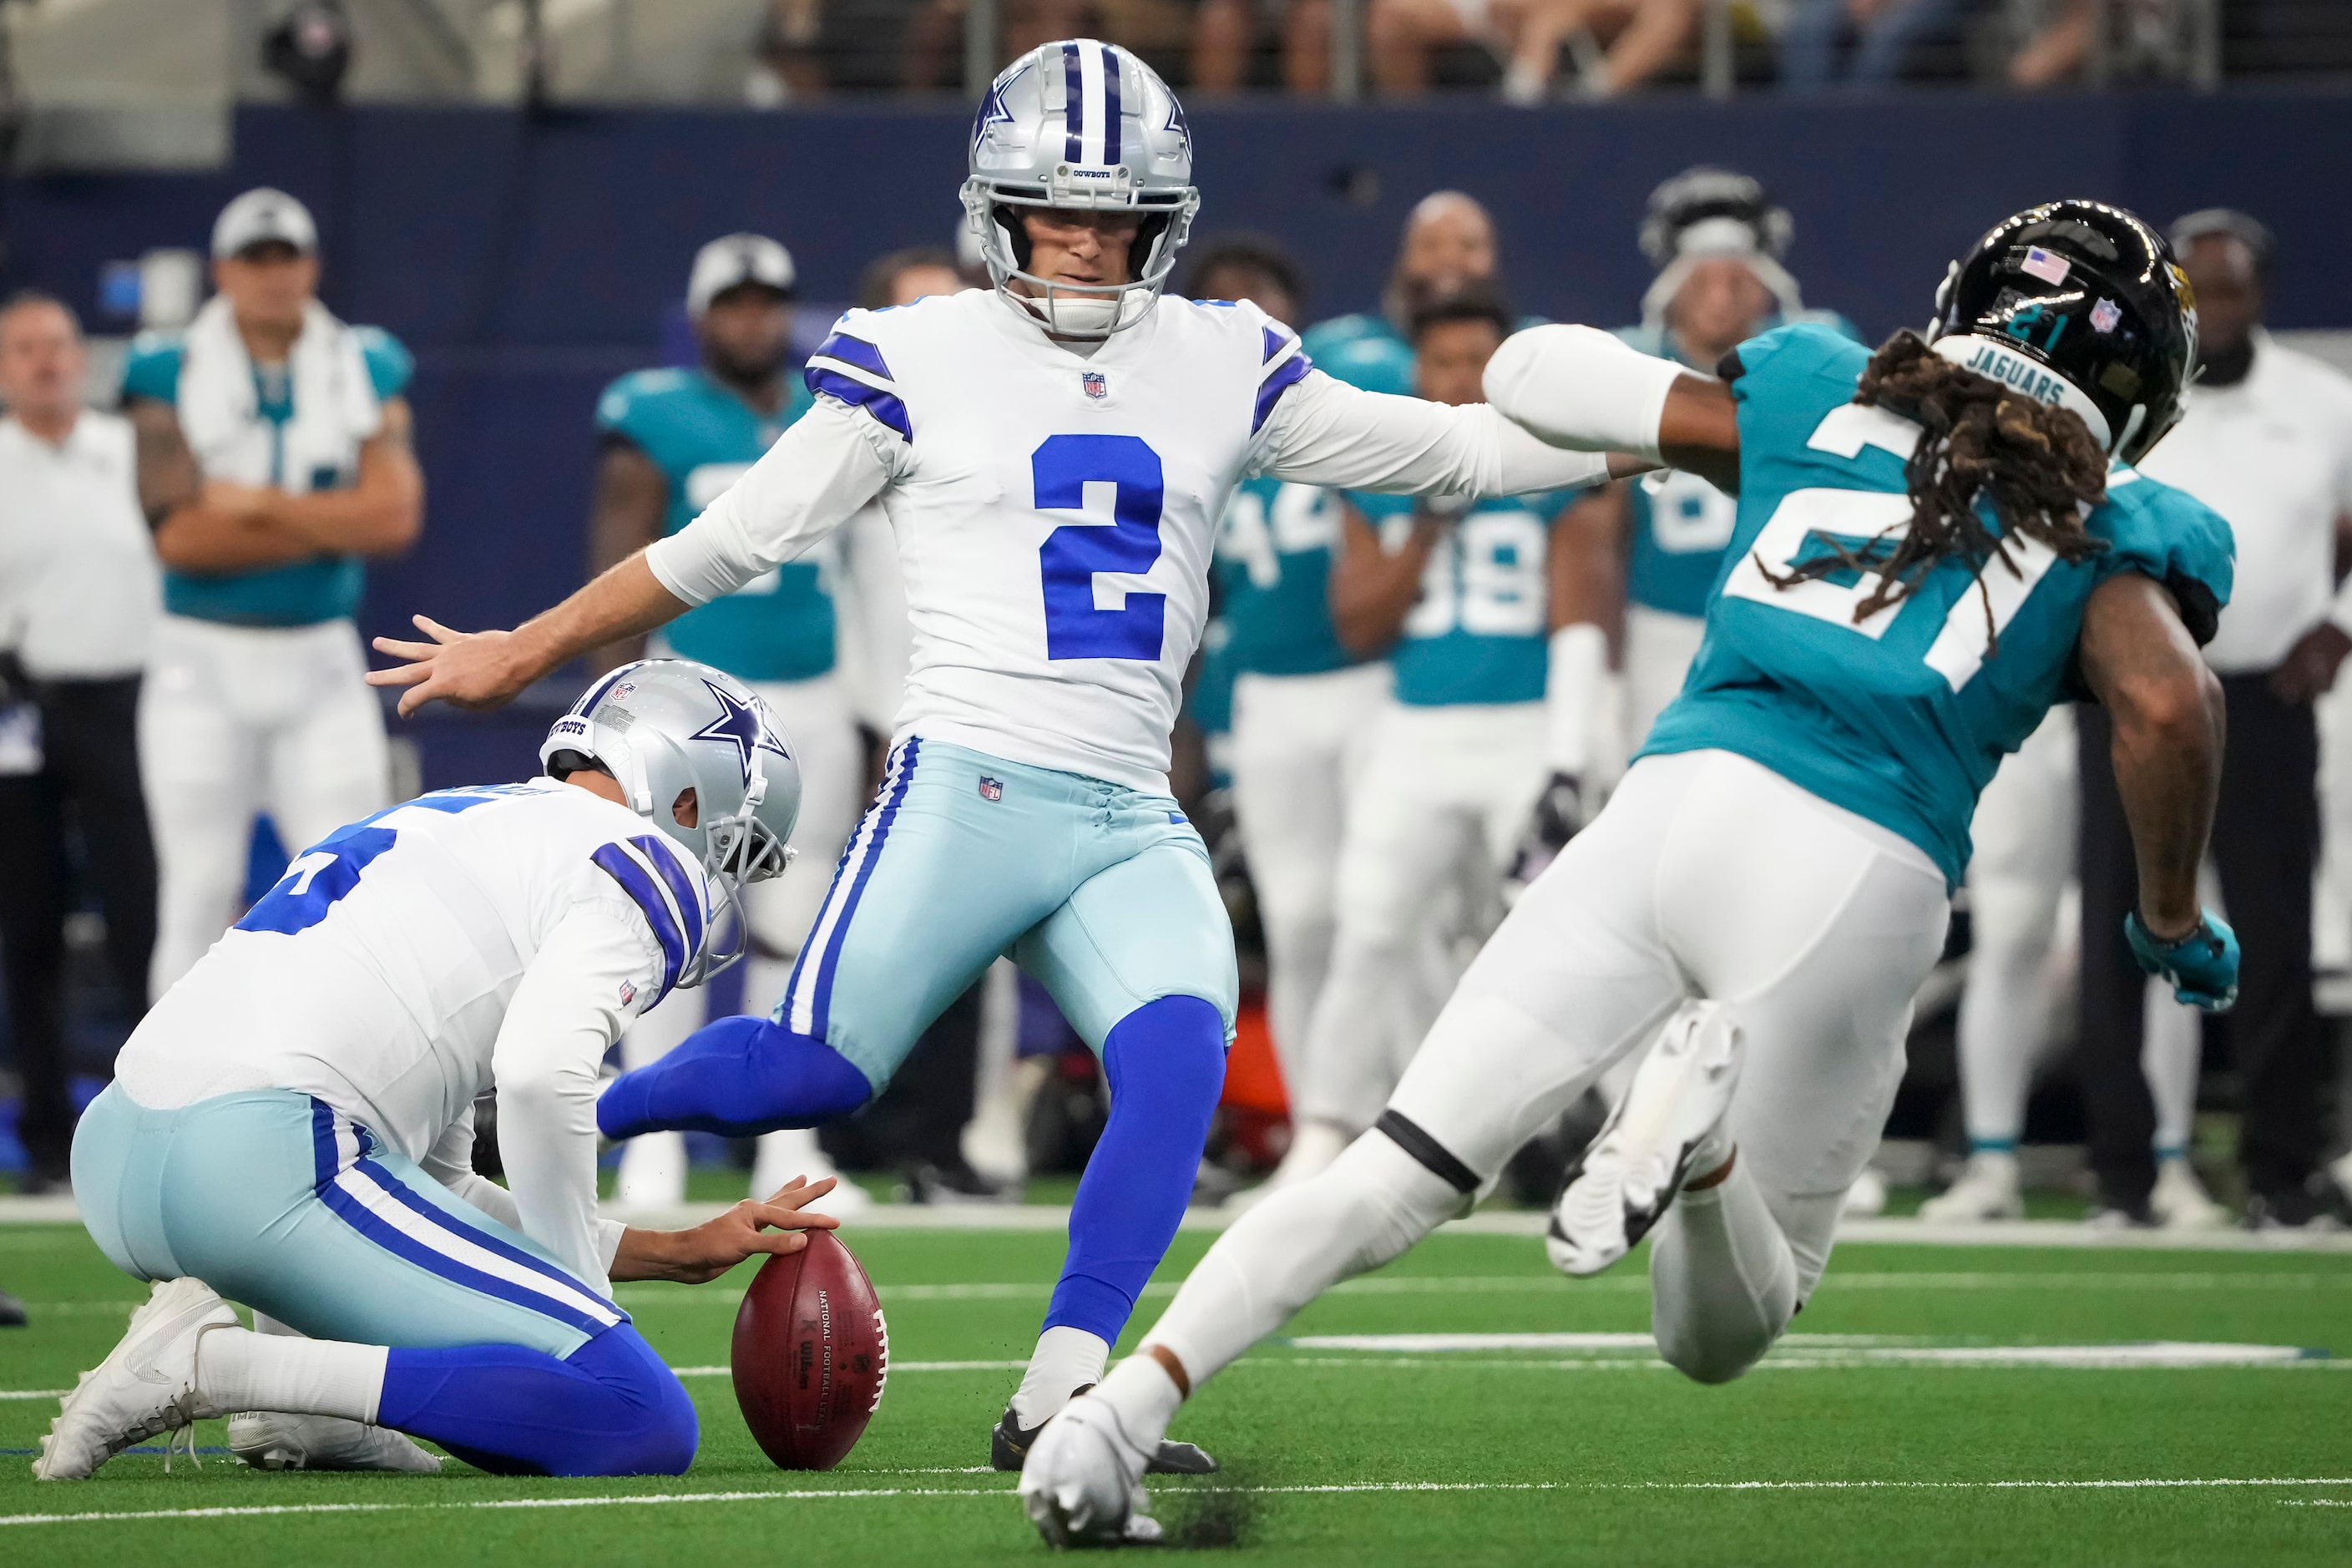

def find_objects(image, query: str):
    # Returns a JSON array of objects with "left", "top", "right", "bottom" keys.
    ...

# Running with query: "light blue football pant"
[
  {"left": 74, "top": 1085, "right": 619, "bottom": 1359},
  {"left": 776, "top": 736, "right": 1240, "bottom": 1090}
]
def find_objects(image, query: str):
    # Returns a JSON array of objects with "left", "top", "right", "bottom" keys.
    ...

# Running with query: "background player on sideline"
[
  {"left": 1019, "top": 201, "right": 2237, "bottom": 1545},
  {"left": 39, "top": 661, "right": 826, "bottom": 1481},
  {"left": 588, "top": 233, "right": 868, "bottom": 1212},
  {"left": 1189, "top": 235, "right": 1393, "bottom": 1201},
  {"left": 366, "top": 40, "right": 1625, "bottom": 1489},
  {"left": 1282, "top": 284, "right": 1575, "bottom": 1184},
  {"left": 126, "top": 187, "right": 422, "bottom": 997}
]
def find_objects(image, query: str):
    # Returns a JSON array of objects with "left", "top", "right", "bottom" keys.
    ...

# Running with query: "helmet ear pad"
[
  {"left": 993, "top": 204, "right": 1034, "bottom": 271},
  {"left": 1131, "top": 211, "right": 1174, "bottom": 285}
]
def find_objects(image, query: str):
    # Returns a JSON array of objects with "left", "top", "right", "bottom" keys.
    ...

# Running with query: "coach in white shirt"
[
  {"left": 0, "top": 291, "right": 163, "bottom": 1194},
  {"left": 2076, "top": 210, "right": 2352, "bottom": 1227}
]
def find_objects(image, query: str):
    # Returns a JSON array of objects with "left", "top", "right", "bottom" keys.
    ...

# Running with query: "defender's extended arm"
[
  {"left": 1484, "top": 325, "right": 1741, "bottom": 493},
  {"left": 2077, "top": 572, "right": 2236, "bottom": 1009},
  {"left": 1257, "top": 368, "right": 1631, "bottom": 497}
]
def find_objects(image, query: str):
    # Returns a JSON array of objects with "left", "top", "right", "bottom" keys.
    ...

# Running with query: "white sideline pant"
[
  {"left": 1955, "top": 707, "right": 2204, "bottom": 1153},
  {"left": 140, "top": 615, "right": 390, "bottom": 999},
  {"left": 1622, "top": 604, "right": 1707, "bottom": 759},
  {"left": 1139, "top": 750, "right": 1952, "bottom": 1393},
  {"left": 1226, "top": 663, "right": 1392, "bottom": 1095},
  {"left": 616, "top": 672, "right": 866, "bottom": 1201},
  {"left": 1293, "top": 699, "right": 1549, "bottom": 1133}
]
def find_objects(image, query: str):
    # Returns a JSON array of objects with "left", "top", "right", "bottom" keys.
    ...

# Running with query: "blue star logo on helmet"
[
  {"left": 690, "top": 680, "right": 791, "bottom": 786},
  {"left": 973, "top": 65, "right": 1023, "bottom": 152}
]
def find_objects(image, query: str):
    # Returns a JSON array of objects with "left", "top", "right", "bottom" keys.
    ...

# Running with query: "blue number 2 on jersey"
[
  {"left": 1035, "top": 433, "right": 1167, "bottom": 661},
  {"left": 235, "top": 786, "right": 528, "bottom": 936}
]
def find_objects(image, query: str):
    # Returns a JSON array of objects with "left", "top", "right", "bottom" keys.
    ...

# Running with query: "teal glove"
[{"left": 2124, "top": 910, "right": 2239, "bottom": 1013}]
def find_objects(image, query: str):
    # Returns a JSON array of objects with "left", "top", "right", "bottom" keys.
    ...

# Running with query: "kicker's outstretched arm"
[{"left": 1484, "top": 324, "right": 1742, "bottom": 493}]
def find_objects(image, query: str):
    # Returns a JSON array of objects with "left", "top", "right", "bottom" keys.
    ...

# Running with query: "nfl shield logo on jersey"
[
  {"left": 979, "top": 776, "right": 1004, "bottom": 802},
  {"left": 1081, "top": 371, "right": 1108, "bottom": 401}
]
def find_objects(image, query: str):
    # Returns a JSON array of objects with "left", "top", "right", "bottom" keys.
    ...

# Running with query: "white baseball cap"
[
  {"left": 212, "top": 187, "right": 319, "bottom": 260},
  {"left": 686, "top": 234, "right": 797, "bottom": 317}
]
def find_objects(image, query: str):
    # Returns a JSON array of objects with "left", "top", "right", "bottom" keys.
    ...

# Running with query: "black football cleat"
[
  {"left": 0, "top": 1285, "right": 24, "bottom": 1328},
  {"left": 991, "top": 1394, "right": 1218, "bottom": 1475}
]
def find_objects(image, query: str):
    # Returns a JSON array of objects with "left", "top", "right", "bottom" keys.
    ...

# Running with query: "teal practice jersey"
[
  {"left": 1621, "top": 315, "right": 1861, "bottom": 619},
  {"left": 1350, "top": 490, "right": 1569, "bottom": 707},
  {"left": 1213, "top": 478, "right": 1358, "bottom": 678},
  {"left": 595, "top": 368, "right": 832, "bottom": 684},
  {"left": 1637, "top": 322, "right": 2235, "bottom": 888},
  {"left": 121, "top": 326, "right": 412, "bottom": 627}
]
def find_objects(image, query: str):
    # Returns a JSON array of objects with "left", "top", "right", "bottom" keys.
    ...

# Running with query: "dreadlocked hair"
[{"left": 1763, "top": 331, "right": 2109, "bottom": 649}]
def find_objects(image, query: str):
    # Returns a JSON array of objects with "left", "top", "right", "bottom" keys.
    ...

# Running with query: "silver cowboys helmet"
[
  {"left": 539, "top": 658, "right": 802, "bottom": 988},
  {"left": 962, "top": 38, "right": 1200, "bottom": 341}
]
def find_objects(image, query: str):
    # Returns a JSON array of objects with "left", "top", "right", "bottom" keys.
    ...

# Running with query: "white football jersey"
[
  {"left": 649, "top": 287, "right": 1612, "bottom": 791},
  {"left": 113, "top": 778, "right": 711, "bottom": 1285}
]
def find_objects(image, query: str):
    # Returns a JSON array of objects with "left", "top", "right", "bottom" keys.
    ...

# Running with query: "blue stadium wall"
[{"left": 5, "top": 90, "right": 2346, "bottom": 784}]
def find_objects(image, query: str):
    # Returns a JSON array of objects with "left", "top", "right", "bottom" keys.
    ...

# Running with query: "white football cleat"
[
  {"left": 2150, "top": 1156, "right": 2230, "bottom": 1231},
  {"left": 1019, "top": 1395, "right": 1165, "bottom": 1549},
  {"left": 34, "top": 1277, "right": 237, "bottom": 1480},
  {"left": 1548, "top": 1001, "right": 1742, "bottom": 1277},
  {"left": 615, "top": 1130, "right": 690, "bottom": 1210},
  {"left": 1842, "top": 1166, "right": 1889, "bottom": 1218},
  {"left": 228, "top": 1410, "right": 443, "bottom": 1473},
  {"left": 751, "top": 1129, "right": 874, "bottom": 1215},
  {"left": 1919, "top": 1151, "right": 2024, "bottom": 1222}
]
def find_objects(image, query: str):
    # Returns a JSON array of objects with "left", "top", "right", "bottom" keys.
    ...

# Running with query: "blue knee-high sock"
[
  {"left": 377, "top": 1324, "right": 698, "bottom": 1477},
  {"left": 1044, "top": 994, "right": 1227, "bottom": 1342},
  {"left": 596, "top": 1014, "right": 875, "bottom": 1140}
]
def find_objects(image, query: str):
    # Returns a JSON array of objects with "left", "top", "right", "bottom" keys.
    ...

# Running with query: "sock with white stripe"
[
  {"left": 197, "top": 1328, "right": 388, "bottom": 1424},
  {"left": 594, "top": 1014, "right": 874, "bottom": 1140}
]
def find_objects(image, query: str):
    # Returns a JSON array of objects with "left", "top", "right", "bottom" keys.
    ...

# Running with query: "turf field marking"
[
  {"left": 7, "top": 1476, "right": 2352, "bottom": 1527},
  {"left": 1282, "top": 1333, "right": 2333, "bottom": 1368},
  {"left": 0, "top": 1390, "right": 67, "bottom": 1400}
]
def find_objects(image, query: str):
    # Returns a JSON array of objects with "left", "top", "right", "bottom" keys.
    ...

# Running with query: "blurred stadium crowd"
[{"left": 1, "top": 83, "right": 2349, "bottom": 1237}]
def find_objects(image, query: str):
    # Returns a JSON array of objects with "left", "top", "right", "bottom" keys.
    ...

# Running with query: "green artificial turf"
[{"left": 3, "top": 1222, "right": 2349, "bottom": 1565}]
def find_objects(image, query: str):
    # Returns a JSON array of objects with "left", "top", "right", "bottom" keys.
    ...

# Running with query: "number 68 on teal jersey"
[{"left": 1637, "top": 322, "right": 2235, "bottom": 888}]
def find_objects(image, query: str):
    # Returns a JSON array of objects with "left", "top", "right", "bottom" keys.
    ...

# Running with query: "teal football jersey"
[
  {"left": 121, "top": 326, "right": 412, "bottom": 627},
  {"left": 595, "top": 368, "right": 832, "bottom": 684},
  {"left": 1349, "top": 491, "right": 1568, "bottom": 707},
  {"left": 1213, "top": 478, "right": 1358, "bottom": 678},
  {"left": 1621, "top": 315, "right": 1862, "bottom": 619},
  {"left": 1637, "top": 322, "right": 2235, "bottom": 887},
  {"left": 1300, "top": 313, "right": 1414, "bottom": 397}
]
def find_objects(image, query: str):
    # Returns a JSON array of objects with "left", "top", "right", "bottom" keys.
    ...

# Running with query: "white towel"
[{"left": 176, "top": 295, "right": 382, "bottom": 495}]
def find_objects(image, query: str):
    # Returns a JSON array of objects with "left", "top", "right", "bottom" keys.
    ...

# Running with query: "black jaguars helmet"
[{"left": 1928, "top": 200, "right": 2198, "bottom": 467}]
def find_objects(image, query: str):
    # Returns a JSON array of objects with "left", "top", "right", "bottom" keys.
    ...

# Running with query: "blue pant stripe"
[
  {"left": 802, "top": 737, "right": 918, "bottom": 1039},
  {"left": 316, "top": 1176, "right": 613, "bottom": 1338}
]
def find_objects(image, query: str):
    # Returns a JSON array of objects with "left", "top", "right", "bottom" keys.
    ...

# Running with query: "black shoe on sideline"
[
  {"left": 0, "top": 1287, "right": 25, "bottom": 1328},
  {"left": 990, "top": 1399, "right": 1218, "bottom": 1474},
  {"left": 2245, "top": 1177, "right": 2351, "bottom": 1232}
]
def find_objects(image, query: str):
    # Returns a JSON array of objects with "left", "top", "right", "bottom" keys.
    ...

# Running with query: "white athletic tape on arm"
[
  {"left": 1544, "top": 622, "right": 1610, "bottom": 776},
  {"left": 1484, "top": 325, "right": 1682, "bottom": 464}
]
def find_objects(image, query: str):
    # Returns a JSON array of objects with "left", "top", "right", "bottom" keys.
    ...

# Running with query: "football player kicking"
[
  {"left": 38, "top": 661, "right": 827, "bottom": 1480},
  {"left": 1018, "top": 200, "right": 2243, "bottom": 1545},
  {"left": 366, "top": 40, "right": 1626, "bottom": 1492}
]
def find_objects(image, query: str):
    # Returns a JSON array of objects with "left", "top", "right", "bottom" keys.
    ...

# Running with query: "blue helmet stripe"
[
  {"left": 570, "top": 661, "right": 642, "bottom": 718},
  {"left": 1100, "top": 43, "right": 1122, "bottom": 165},
  {"left": 1063, "top": 40, "right": 1084, "bottom": 164},
  {"left": 806, "top": 367, "right": 913, "bottom": 442}
]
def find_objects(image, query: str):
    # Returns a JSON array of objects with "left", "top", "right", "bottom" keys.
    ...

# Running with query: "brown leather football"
[{"left": 731, "top": 1231, "right": 889, "bottom": 1469}]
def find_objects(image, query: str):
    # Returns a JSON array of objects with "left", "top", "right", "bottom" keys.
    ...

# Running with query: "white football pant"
[
  {"left": 1225, "top": 663, "right": 1391, "bottom": 1096},
  {"left": 1141, "top": 749, "right": 1952, "bottom": 1392},
  {"left": 140, "top": 615, "right": 390, "bottom": 999},
  {"left": 1292, "top": 699, "right": 1548, "bottom": 1135},
  {"left": 615, "top": 672, "right": 866, "bottom": 1202}
]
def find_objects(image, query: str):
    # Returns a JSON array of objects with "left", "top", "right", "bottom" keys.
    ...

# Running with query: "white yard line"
[{"left": 6, "top": 1476, "right": 2351, "bottom": 1527}]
